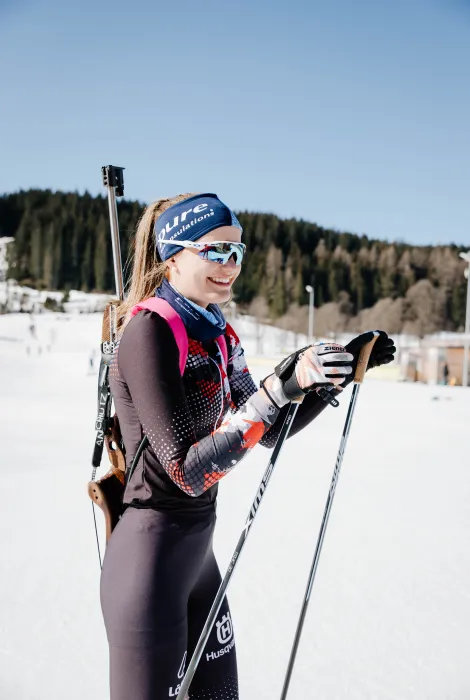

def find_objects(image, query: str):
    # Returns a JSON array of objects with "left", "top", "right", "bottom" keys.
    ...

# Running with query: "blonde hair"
[{"left": 117, "top": 193, "right": 197, "bottom": 332}]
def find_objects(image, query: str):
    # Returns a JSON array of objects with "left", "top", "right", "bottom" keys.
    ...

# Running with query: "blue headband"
[{"left": 155, "top": 193, "right": 243, "bottom": 261}]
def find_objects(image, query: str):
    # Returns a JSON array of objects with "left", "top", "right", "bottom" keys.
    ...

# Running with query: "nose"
[{"left": 224, "top": 255, "right": 238, "bottom": 267}]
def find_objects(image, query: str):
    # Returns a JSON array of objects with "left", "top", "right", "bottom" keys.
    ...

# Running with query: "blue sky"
[{"left": 1, "top": 0, "right": 469, "bottom": 245}]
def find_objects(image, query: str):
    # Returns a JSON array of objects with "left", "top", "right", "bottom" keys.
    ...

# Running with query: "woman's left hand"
[{"left": 345, "top": 330, "right": 396, "bottom": 379}]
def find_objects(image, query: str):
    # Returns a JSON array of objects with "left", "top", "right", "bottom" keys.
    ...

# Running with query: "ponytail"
[{"left": 116, "top": 193, "right": 197, "bottom": 332}]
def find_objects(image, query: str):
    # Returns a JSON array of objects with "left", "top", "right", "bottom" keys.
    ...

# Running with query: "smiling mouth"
[{"left": 208, "top": 277, "right": 233, "bottom": 287}]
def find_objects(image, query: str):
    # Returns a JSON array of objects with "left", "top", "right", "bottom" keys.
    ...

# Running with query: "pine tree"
[
  {"left": 0, "top": 188, "right": 468, "bottom": 333},
  {"left": 94, "top": 215, "right": 108, "bottom": 292},
  {"left": 43, "top": 223, "right": 55, "bottom": 289}
]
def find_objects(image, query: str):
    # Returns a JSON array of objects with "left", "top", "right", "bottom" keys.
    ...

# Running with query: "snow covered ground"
[{"left": 0, "top": 312, "right": 469, "bottom": 700}]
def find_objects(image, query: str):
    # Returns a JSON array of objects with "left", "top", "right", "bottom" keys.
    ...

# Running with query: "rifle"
[{"left": 88, "top": 165, "right": 126, "bottom": 566}]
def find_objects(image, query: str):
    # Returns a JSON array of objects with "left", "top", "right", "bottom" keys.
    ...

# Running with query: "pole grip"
[{"left": 353, "top": 331, "right": 380, "bottom": 384}]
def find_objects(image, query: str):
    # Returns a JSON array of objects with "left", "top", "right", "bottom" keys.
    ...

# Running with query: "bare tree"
[
  {"left": 355, "top": 297, "right": 404, "bottom": 334},
  {"left": 314, "top": 302, "right": 346, "bottom": 337},
  {"left": 248, "top": 296, "right": 269, "bottom": 354},
  {"left": 402, "top": 279, "right": 442, "bottom": 336}
]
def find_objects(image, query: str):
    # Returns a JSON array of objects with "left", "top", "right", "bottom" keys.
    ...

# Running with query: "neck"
[
  {"left": 156, "top": 278, "right": 226, "bottom": 342},
  {"left": 167, "top": 279, "right": 208, "bottom": 309}
]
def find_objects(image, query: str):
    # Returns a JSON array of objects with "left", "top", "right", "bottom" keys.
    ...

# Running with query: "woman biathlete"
[{"left": 100, "top": 192, "right": 395, "bottom": 700}]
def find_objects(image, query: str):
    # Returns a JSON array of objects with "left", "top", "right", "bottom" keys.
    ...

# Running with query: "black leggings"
[{"left": 100, "top": 507, "right": 238, "bottom": 700}]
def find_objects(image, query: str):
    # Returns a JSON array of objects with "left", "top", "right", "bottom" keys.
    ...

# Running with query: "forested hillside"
[{"left": 0, "top": 189, "right": 467, "bottom": 335}]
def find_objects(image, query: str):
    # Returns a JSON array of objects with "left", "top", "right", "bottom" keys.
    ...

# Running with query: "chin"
[
  {"left": 205, "top": 280, "right": 232, "bottom": 305},
  {"left": 207, "top": 291, "right": 230, "bottom": 305}
]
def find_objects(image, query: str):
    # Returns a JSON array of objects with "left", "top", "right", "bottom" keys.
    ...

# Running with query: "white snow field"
[{"left": 0, "top": 312, "right": 469, "bottom": 700}]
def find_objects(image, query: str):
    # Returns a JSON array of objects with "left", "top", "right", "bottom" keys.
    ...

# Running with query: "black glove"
[{"left": 344, "top": 330, "right": 396, "bottom": 384}]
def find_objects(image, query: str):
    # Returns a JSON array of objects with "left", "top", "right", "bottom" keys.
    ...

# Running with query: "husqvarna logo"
[
  {"left": 216, "top": 613, "right": 233, "bottom": 644},
  {"left": 205, "top": 613, "right": 235, "bottom": 662}
]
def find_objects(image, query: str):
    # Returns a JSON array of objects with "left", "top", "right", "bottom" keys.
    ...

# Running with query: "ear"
[{"left": 165, "top": 257, "right": 177, "bottom": 280}]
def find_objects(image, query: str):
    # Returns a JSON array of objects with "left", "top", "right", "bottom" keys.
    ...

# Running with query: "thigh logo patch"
[
  {"left": 168, "top": 651, "right": 187, "bottom": 696},
  {"left": 216, "top": 613, "right": 233, "bottom": 645},
  {"left": 206, "top": 613, "right": 235, "bottom": 662},
  {"left": 177, "top": 651, "right": 187, "bottom": 679}
]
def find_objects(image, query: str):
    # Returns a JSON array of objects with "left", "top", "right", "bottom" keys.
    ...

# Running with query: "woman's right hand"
[{"left": 261, "top": 342, "right": 354, "bottom": 406}]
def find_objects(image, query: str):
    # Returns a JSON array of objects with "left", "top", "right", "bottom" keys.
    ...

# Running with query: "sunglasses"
[{"left": 159, "top": 239, "right": 246, "bottom": 265}]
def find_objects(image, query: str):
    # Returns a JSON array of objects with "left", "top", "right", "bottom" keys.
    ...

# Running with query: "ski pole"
[
  {"left": 90, "top": 165, "right": 125, "bottom": 567},
  {"left": 176, "top": 401, "right": 300, "bottom": 700},
  {"left": 279, "top": 332, "right": 379, "bottom": 700}
]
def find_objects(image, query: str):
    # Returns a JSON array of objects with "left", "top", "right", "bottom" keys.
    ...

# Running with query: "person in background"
[{"left": 443, "top": 362, "right": 449, "bottom": 385}]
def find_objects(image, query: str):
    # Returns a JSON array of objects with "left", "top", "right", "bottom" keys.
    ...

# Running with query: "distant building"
[{"left": 399, "top": 334, "right": 470, "bottom": 385}]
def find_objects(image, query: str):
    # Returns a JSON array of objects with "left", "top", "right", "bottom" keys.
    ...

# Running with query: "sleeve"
[
  {"left": 118, "top": 310, "right": 281, "bottom": 497},
  {"left": 225, "top": 324, "right": 332, "bottom": 448}
]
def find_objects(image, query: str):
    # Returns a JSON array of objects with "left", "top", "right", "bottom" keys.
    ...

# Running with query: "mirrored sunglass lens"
[
  {"left": 206, "top": 250, "right": 230, "bottom": 264},
  {"left": 199, "top": 245, "right": 221, "bottom": 261},
  {"left": 220, "top": 243, "right": 244, "bottom": 263},
  {"left": 200, "top": 243, "right": 244, "bottom": 264}
]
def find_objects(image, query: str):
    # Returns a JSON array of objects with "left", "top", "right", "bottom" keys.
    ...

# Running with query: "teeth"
[{"left": 210, "top": 278, "right": 232, "bottom": 284}]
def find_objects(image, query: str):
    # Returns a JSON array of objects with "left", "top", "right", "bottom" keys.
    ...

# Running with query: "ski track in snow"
[{"left": 0, "top": 313, "right": 469, "bottom": 700}]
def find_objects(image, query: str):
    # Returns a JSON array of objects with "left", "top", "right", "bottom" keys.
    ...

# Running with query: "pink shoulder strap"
[
  {"left": 215, "top": 335, "right": 228, "bottom": 368},
  {"left": 129, "top": 298, "right": 188, "bottom": 375},
  {"left": 130, "top": 297, "right": 229, "bottom": 374}
]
